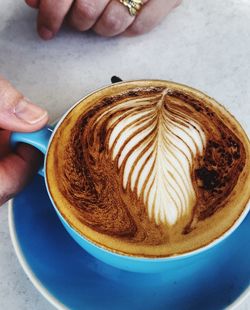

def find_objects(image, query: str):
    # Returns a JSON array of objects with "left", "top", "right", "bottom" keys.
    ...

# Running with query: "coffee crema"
[{"left": 46, "top": 81, "right": 250, "bottom": 257}]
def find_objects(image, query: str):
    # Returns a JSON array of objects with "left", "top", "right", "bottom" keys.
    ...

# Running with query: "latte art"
[
  {"left": 95, "top": 91, "right": 206, "bottom": 226},
  {"left": 47, "top": 81, "right": 250, "bottom": 257}
]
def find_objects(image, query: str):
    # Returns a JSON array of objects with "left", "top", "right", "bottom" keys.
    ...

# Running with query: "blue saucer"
[{"left": 9, "top": 175, "right": 250, "bottom": 310}]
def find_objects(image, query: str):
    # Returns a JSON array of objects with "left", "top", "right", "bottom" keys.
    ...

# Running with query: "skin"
[
  {"left": 0, "top": 1, "right": 182, "bottom": 204},
  {"left": 0, "top": 77, "right": 48, "bottom": 206},
  {"left": 24, "top": 0, "right": 182, "bottom": 40}
]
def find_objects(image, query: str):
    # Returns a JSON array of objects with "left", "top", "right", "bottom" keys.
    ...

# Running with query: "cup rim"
[{"left": 44, "top": 79, "right": 250, "bottom": 261}]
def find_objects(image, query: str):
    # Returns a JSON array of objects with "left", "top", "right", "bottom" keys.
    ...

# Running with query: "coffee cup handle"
[{"left": 10, "top": 127, "right": 53, "bottom": 177}]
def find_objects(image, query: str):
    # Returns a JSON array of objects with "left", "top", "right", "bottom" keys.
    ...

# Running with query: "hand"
[
  {"left": 25, "top": 0, "right": 182, "bottom": 40},
  {"left": 0, "top": 77, "right": 48, "bottom": 206}
]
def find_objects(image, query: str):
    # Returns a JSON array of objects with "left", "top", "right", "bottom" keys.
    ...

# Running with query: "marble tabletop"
[{"left": 0, "top": 0, "right": 249, "bottom": 309}]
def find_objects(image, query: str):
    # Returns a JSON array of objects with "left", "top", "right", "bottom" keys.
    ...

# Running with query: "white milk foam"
[{"left": 96, "top": 91, "right": 206, "bottom": 225}]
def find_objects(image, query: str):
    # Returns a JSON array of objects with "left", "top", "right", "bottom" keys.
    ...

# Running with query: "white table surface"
[{"left": 0, "top": 0, "right": 249, "bottom": 309}]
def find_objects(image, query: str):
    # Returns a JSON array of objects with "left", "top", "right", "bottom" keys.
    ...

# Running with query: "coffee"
[{"left": 46, "top": 81, "right": 250, "bottom": 257}]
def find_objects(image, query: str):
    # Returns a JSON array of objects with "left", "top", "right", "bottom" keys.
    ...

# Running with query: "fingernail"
[
  {"left": 38, "top": 26, "right": 54, "bottom": 40},
  {"left": 14, "top": 98, "right": 48, "bottom": 124}
]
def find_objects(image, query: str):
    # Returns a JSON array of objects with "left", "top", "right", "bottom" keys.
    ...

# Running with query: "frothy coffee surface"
[{"left": 47, "top": 81, "right": 250, "bottom": 257}]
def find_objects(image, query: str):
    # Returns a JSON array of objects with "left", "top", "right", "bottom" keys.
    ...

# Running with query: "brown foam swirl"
[
  {"left": 170, "top": 91, "right": 247, "bottom": 233},
  {"left": 47, "top": 82, "right": 250, "bottom": 257}
]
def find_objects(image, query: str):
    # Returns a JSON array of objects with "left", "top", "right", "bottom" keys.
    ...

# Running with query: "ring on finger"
[{"left": 118, "top": 0, "right": 144, "bottom": 16}]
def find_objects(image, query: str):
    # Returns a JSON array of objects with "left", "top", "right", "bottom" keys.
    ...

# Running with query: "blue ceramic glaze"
[
  {"left": 11, "top": 128, "right": 53, "bottom": 176},
  {"left": 10, "top": 127, "right": 250, "bottom": 273},
  {"left": 10, "top": 175, "right": 250, "bottom": 310}
]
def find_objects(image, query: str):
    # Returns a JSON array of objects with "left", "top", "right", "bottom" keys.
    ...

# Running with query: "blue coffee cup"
[{"left": 10, "top": 81, "right": 250, "bottom": 273}]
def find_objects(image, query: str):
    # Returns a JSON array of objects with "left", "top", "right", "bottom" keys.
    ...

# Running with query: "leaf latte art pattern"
[
  {"left": 94, "top": 91, "right": 207, "bottom": 226},
  {"left": 48, "top": 82, "right": 249, "bottom": 258}
]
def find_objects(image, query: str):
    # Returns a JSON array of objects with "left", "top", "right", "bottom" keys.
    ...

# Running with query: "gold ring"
[{"left": 119, "top": 0, "right": 143, "bottom": 17}]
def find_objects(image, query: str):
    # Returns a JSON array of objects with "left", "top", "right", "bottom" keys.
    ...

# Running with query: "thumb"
[
  {"left": 0, "top": 77, "right": 48, "bottom": 132},
  {"left": 0, "top": 76, "right": 49, "bottom": 206}
]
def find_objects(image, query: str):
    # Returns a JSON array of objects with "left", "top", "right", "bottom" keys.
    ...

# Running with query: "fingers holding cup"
[
  {"left": 0, "top": 143, "right": 44, "bottom": 206},
  {"left": 0, "top": 76, "right": 49, "bottom": 206}
]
